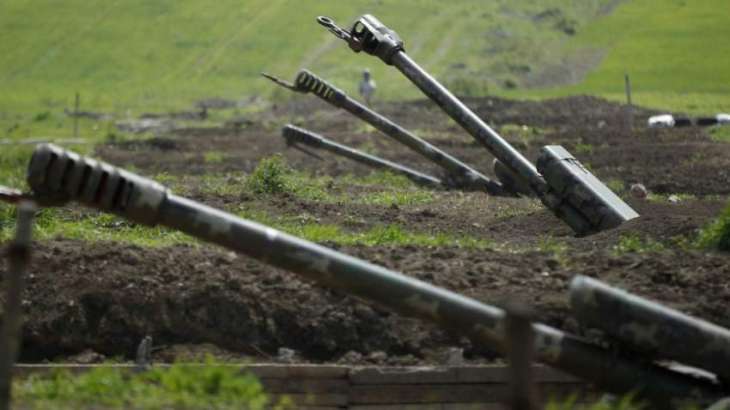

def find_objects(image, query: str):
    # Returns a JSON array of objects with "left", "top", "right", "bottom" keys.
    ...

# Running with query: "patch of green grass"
[
  {"left": 14, "top": 360, "right": 289, "bottom": 410},
  {"left": 203, "top": 151, "right": 225, "bottom": 164},
  {"left": 709, "top": 126, "right": 730, "bottom": 143},
  {"left": 605, "top": 178, "right": 625, "bottom": 195},
  {"left": 574, "top": 142, "right": 594, "bottom": 155},
  {"left": 505, "top": 0, "right": 730, "bottom": 114},
  {"left": 245, "top": 155, "right": 291, "bottom": 195},
  {"left": 0, "top": 0, "right": 622, "bottom": 139},
  {"left": 696, "top": 202, "right": 730, "bottom": 252},
  {"left": 343, "top": 171, "right": 416, "bottom": 190},
  {"left": 536, "top": 236, "right": 568, "bottom": 255},
  {"left": 360, "top": 190, "right": 434, "bottom": 207},
  {"left": 613, "top": 233, "right": 665, "bottom": 254},
  {"left": 547, "top": 393, "right": 644, "bottom": 410},
  {"left": 244, "top": 155, "right": 330, "bottom": 201},
  {"left": 0, "top": 206, "right": 193, "bottom": 247},
  {"left": 236, "top": 206, "right": 493, "bottom": 248},
  {"left": 500, "top": 123, "right": 544, "bottom": 147}
]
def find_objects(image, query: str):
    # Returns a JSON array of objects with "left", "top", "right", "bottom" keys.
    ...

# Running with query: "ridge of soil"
[{"left": 2, "top": 95, "right": 729, "bottom": 365}]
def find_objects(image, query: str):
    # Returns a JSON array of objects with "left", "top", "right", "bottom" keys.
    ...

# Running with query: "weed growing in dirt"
[
  {"left": 574, "top": 142, "right": 594, "bottom": 155},
  {"left": 536, "top": 236, "right": 568, "bottom": 264},
  {"left": 245, "top": 155, "right": 291, "bottom": 195},
  {"left": 696, "top": 202, "right": 730, "bottom": 252},
  {"left": 605, "top": 178, "right": 625, "bottom": 195},
  {"left": 14, "top": 360, "right": 290, "bottom": 410},
  {"left": 244, "top": 155, "right": 329, "bottom": 201},
  {"left": 613, "top": 233, "right": 665, "bottom": 254},
  {"left": 500, "top": 123, "right": 544, "bottom": 147}
]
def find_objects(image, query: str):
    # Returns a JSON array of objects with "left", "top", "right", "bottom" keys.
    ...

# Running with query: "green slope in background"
[
  {"left": 0, "top": 1, "right": 611, "bottom": 113},
  {"left": 1, "top": 0, "right": 728, "bottom": 139},
  {"left": 509, "top": 0, "right": 730, "bottom": 114}
]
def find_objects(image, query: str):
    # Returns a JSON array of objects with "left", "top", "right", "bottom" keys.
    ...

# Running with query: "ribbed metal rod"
[
  {"left": 282, "top": 125, "right": 441, "bottom": 188},
  {"left": 282, "top": 70, "right": 502, "bottom": 193}
]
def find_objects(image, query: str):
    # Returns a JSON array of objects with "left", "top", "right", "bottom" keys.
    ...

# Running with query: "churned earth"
[{"left": 2, "top": 95, "right": 730, "bottom": 365}]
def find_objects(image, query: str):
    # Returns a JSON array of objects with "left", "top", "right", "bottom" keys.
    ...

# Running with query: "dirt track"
[{"left": 3, "top": 95, "right": 730, "bottom": 364}]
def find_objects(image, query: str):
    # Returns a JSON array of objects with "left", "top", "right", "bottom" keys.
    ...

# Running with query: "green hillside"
[
  {"left": 0, "top": 0, "right": 614, "bottom": 137},
  {"left": 512, "top": 0, "right": 730, "bottom": 114},
  {"left": 1, "top": 0, "right": 729, "bottom": 139}
]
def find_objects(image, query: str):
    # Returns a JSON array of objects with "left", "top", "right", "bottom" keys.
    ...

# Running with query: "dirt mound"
[
  {"left": 2, "top": 94, "right": 729, "bottom": 365},
  {"left": 7, "top": 232, "right": 730, "bottom": 364},
  {"left": 97, "top": 96, "right": 730, "bottom": 196}
]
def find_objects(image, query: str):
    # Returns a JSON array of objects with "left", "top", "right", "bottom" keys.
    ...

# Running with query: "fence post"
[
  {"left": 505, "top": 302, "right": 539, "bottom": 410},
  {"left": 0, "top": 201, "right": 36, "bottom": 410},
  {"left": 624, "top": 73, "right": 634, "bottom": 132},
  {"left": 73, "top": 92, "right": 80, "bottom": 138}
]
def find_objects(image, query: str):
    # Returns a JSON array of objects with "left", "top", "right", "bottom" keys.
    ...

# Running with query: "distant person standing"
[{"left": 359, "top": 69, "right": 376, "bottom": 106}]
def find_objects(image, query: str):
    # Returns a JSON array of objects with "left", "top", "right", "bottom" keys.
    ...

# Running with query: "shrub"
[
  {"left": 245, "top": 155, "right": 292, "bottom": 195},
  {"left": 697, "top": 202, "right": 730, "bottom": 251},
  {"left": 14, "top": 358, "right": 284, "bottom": 409}
]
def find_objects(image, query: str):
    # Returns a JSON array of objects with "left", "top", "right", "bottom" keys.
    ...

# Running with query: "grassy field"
[
  {"left": 0, "top": 0, "right": 617, "bottom": 138},
  {"left": 507, "top": 0, "right": 730, "bottom": 114}
]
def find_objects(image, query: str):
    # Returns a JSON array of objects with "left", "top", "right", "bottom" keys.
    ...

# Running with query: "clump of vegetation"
[
  {"left": 574, "top": 142, "right": 594, "bottom": 155},
  {"left": 362, "top": 190, "right": 434, "bottom": 207},
  {"left": 14, "top": 360, "right": 290, "bottom": 410},
  {"left": 203, "top": 151, "right": 226, "bottom": 164},
  {"left": 613, "top": 233, "right": 665, "bottom": 254},
  {"left": 710, "top": 126, "right": 730, "bottom": 142},
  {"left": 605, "top": 178, "right": 625, "bottom": 195},
  {"left": 243, "top": 155, "right": 329, "bottom": 200},
  {"left": 696, "top": 202, "right": 730, "bottom": 251},
  {"left": 245, "top": 155, "right": 292, "bottom": 195}
]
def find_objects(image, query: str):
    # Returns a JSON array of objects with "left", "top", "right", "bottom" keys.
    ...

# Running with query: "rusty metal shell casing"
[
  {"left": 570, "top": 275, "right": 730, "bottom": 382},
  {"left": 281, "top": 125, "right": 442, "bottom": 188},
  {"left": 265, "top": 69, "right": 502, "bottom": 193},
  {"left": 25, "top": 144, "right": 722, "bottom": 407}
]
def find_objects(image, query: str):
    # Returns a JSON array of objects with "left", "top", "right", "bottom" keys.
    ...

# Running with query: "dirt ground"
[{"left": 3, "top": 95, "right": 730, "bottom": 365}]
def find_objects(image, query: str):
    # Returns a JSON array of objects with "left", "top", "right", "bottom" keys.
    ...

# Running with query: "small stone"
[
  {"left": 668, "top": 194, "right": 680, "bottom": 203},
  {"left": 630, "top": 183, "right": 648, "bottom": 199},
  {"left": 69, "top": 349, "right": 106, "bottom": 364},
  {"left": 367, "top": 351, "right": 388, "bottom": 363},
  {"left": 277, "top": 347, "right": 296, "bottom": 363},
  {"left": 446, "top": 347, "right": 464, "bottom": 366},
  {"left": 338, "top": 350, "right": 363, "bottom": 364}
]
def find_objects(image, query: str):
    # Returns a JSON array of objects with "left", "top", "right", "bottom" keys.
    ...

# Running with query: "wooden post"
[
  {"left": 73, "top": 92, "right": 80, "bottom": 138},
  {"left": 624, "top": 73, "right": 633, "bottom": 131},
  {"left": 0, "top": 201, "right": 36, "bottom": 410},
  {"left": 505, "top": 302, "right": 539, "bottom": 410}
]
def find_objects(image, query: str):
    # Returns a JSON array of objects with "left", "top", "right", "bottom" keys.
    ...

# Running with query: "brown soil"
[{"left": 3, "top": 95, "right": 730, "bottom": 365}]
